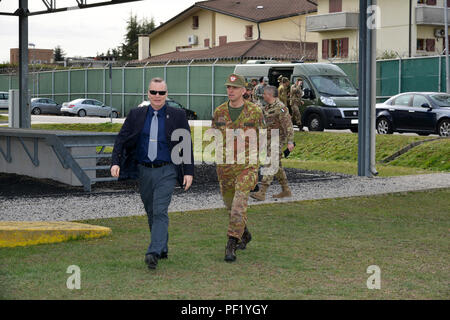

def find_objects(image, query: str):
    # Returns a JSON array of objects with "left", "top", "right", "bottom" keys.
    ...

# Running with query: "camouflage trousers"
[
  {"left": 260, "top": 147, "right": 288, "bottom": 188},
  {"left": 291, "top": 102, "right": 302, "bottom": 126},
  {"left": 217, "top": 165, "right": 259, "bottom": 240}
]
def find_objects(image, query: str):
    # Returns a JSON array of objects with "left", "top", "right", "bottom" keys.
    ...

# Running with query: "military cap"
[{"left": 225, "top": 73, "right": 246, "bottom": 88}]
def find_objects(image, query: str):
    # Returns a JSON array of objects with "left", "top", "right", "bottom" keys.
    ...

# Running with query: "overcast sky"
[{"left": 0, "top": 0, "right": 197, "bottom": 63}]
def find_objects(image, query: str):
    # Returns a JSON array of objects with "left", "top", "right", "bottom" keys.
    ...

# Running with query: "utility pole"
[
  {"left": 445, "top": 0, "right": 449, "bottom": 93},
  {"left": 358, "top": 0, "right": 378, "bottom": 177},
  {"left": 19, "top": 0, "right": 31, "bottom": 128}
]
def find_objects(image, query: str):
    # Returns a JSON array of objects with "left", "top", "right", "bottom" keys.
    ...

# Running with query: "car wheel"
[
  {"left": 78, "top": 109, "right": 86, "bottom": 117},
  {"left": 111, "top": 111, "right": 118, "bottom": 118},
  {"left": 307, "top": 113, "right": 324, "bottom": 132},
  {"left": 376, "top": 117, "right": 393, "bottom": 134},
  {"left": 32, "top": 107, "right": 41, "bottom": 115},
  {"left": 438, "top": 119, "right": 450, "bottom": 137}
]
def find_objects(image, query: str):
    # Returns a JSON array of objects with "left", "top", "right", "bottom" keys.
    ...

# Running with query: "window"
[
  {"left": 426, "top": 39, "right": 435, "bottom": 52},
  {"left": 323, "top": 38, "right": 349, "bottom": 59},
  {"left": 204, "top": 38, "right": 210, "bottom": 47},
  {"left": 329, "top": 0, "right": 342, "bottom": 13},
  {"left": 192, "top": 16, "right": 199, "bottom": 29},
  {"left": 417, "top": 39, "right": 425, "bottom": 51},
  {"left": 412, "top": 95, "right": 430, "bottom": 107},
  {"left": 394, "top": 94, "right": 413, "bottom": 106},
  {"left": 219, "top": 36, "right": 227, "bottom": 46},
  {"left": 245, "top": 25, "right": 253, "bottom": 39},
  {"left": 417, "top": 0, "right": 437, "bottom": 5}
]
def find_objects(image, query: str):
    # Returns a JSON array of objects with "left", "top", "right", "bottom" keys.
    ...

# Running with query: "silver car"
[
  {"left": 31, "top": 98, "right": 62, "bottom": 115},
  {"left": 0, "top": 91, "right": 9, "bottom": 110},
  {"left": 61, "top": 98, "right": 119, "bottom": 118}
]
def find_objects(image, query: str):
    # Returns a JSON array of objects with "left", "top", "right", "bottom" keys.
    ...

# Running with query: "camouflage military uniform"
[
  {"left": 278, "top": 83, "right": 288, "bottom": 108},
  {"left": 213, "top": 100, "right": 264, "bottom": 240},
  {"left": 253, "top": 84, "right": 266, "bottom": 108},
  {"left": 290, "top": 83, "right": 303, "bottom": 127},
  {"left": 251, "top": 98, "right": 294, "bottom": 201}
]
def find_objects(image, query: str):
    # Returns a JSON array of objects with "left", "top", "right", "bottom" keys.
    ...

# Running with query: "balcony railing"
[{"left": 306, "top": 12, "right": 359, "bottom": 32}]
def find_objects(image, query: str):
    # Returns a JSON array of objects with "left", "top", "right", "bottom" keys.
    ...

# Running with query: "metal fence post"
[
  {"left": 211, "top": 58, "right": 219, "bottom": 117},
  {"left": 187, "top": 59, "right": 194, "bottom": 110}
]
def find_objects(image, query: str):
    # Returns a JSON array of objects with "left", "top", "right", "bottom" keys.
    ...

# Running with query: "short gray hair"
[
  {"left": 264, "top": 85, "right": 278, "bottom": 97},
  {"left": 149, "top": 77, "right": 167, "bottom": 89}
]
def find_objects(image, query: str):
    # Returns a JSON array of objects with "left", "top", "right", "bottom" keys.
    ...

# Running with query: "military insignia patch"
[{"left": 230, "top": 76, "right": 236, "bottom": 82}]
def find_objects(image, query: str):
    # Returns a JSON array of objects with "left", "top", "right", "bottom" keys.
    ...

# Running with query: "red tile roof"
[
  {"left": 196, "top": 0, "right": 317, "bottom": 22},
  {"left": 138, "top": 39, "right": 317, "bottom": 64}
]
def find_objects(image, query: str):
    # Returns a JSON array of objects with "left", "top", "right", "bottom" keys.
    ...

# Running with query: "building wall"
[
  {"left": 259, "top": 14, "right": 319, "bottom": 43},
  {"left": 315, "top": 0, "right": 450, "bottom": 62},
  {"left": 149, "top": 10, "right": 317, "bottom": 57},
  {"left": 214, "top": 13, "right": 258, "bottom": 44},
  {"left": 10, "top": 48, "right": 54, "bottom": 64},
  {"left": 150, "top": 9, "right": 214, "bottom": 56}
]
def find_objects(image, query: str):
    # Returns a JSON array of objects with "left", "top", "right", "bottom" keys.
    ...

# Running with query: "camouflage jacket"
[
  {"left": 263, "top": 98, "right": 294, "bottom": 145},
  {"left": 278, "top": 84, "right": 289, "bottom": 105},
  {"left": 290, "top": 84, "right": 303, "bottom": 105},
  {"left": 212, "top": 100, "right": 265, "bottom": 168}
]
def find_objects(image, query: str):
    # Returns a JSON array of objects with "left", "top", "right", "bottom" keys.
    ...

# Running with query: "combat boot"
[
  {"left": 250, "top": 184, "right": 268, "bottom": 201},
  {"left": 224, "top": 237, "right": 238, "bottom": 262},
  {"left": 273, "top": 185, "right": 292, "bottom": 198},
  {"left": 237, "top": 227, "right": 252, "bottom": 250}
]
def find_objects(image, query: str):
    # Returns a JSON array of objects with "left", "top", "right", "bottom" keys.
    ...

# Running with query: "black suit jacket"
[{"left": 111, "top": 104, "right": 194, "bottom": 186}]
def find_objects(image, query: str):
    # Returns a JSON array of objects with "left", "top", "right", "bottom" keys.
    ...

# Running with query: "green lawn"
[
  {"left": 28, "top": 123, "right": 449, "bottom": 175},
  {"left": 1, "top": 189, "right": 449, "bottom": 300}
]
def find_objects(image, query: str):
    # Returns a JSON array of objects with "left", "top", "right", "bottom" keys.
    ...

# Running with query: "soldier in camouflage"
[
  {"left": 278, "top": 77, "right": 290, "bottom": 111},
  {"left": 212, "top": 73, "right": 265, "bottom": 263},
  {"left": 253, "top": 76, "right": 269, "bottom": 108},
  {"left": 251, "top": 85, "right": 295, "bottom": 201},
  {"left": 290, "top": 77, "right": 304, "bottom": 130}
]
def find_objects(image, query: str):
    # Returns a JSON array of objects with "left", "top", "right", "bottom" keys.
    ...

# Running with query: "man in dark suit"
[{"left": 111, "top": 77, "right": 194, "bottom": 270}]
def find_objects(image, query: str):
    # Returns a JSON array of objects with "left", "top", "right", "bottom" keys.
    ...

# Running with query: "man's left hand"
[
  {"left": 183, "top": 175, "right": 193, "bottom": 191},
  {"left": 287, "top": 143, "right": 295, "bottom": 152}
]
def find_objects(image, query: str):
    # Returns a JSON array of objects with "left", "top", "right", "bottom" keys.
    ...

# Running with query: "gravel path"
[{"left": 0, "top": 165, "right": 448, "bottom": 222}]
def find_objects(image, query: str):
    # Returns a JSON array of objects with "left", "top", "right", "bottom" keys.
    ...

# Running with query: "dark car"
[
  {"left": 31, "top": 98, "right": 62, "bottom": 115},
  {"left": 139, "top": 98, "right": 198, "bottom": 120},
  {"left": 376, "top": 92, "right": 450, "bottom": 137}
]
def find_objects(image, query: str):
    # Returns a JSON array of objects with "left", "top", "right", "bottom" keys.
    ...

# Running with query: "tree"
[
  {"left": 54, "top": 45, "right": 66, "bottom": 61},
  {"left": 97, "top": 14, "right": 156, "bottom": 61}
]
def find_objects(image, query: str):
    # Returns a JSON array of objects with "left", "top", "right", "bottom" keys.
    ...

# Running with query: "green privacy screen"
[{"left": 1, "top": 57, "right": 446, "bottom": 118}]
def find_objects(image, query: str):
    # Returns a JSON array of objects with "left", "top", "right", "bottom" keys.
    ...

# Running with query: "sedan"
[
  {"left": 138, "top": 98, "right": 198, "bottom": 120},
  {"left": 61, "top": 98, "right": 119, "bottom": 118},
  {"left": 31, "top": 98, "right": 62, "bottom": 115},
  {"left": 376, "top": 92, "right": 450, "bottom": 137}
]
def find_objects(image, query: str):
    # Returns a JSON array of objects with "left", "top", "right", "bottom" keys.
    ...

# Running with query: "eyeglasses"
[{"left": 148, "top": 90, "right": 167, "bottom": 95}]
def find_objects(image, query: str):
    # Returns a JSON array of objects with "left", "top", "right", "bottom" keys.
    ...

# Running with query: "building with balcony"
[{"left": 306, "top": 0, "right": 450, "bottom": 62}]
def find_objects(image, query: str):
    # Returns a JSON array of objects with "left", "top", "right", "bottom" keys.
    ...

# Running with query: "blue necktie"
[{"left": 148, "top": 110, "right": 158, "bottom": 161}]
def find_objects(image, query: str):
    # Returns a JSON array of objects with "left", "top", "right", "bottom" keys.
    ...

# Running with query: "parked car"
[
  {"left": 61, "top": 98, "right": 119, "bottom": 118},
  {"left": 0, "top": 91, "right": 9, "bottom": 110},
  {"left": 138, "top": 98, "right": 198, "bottom": 120},
  {"left": 31, "top": 98, "right": 62, "bottom": 115},
  {"left": 376, "top": 92, "right": 450, "bottom": 137}
]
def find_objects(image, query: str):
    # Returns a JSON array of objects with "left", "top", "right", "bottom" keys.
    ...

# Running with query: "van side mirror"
[
  {"left": 303, "top": 88, "right": 315, "bottom": 100},
  {"left": 421, "top": 103, "right": 431, "bottom": 109}
]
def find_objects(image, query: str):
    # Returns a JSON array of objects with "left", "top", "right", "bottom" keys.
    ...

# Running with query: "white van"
[
  {"left": 234, "top": 62, "right": 359, "bottom": 132},
  {"left": 0, "top": 91, "right": 9, "bottom": 110}
]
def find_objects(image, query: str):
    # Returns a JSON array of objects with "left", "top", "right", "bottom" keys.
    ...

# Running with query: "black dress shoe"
[
  {"left": 160, "top": 252, "right": 168, "bottom": 259},
  {"left": 144, "top": 254, "right": 158, "bottom": 269}
]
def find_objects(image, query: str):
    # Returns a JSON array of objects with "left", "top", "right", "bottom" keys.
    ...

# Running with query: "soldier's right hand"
[{"left": 111, "top": 165, "right": 120, "bottom": 178}]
